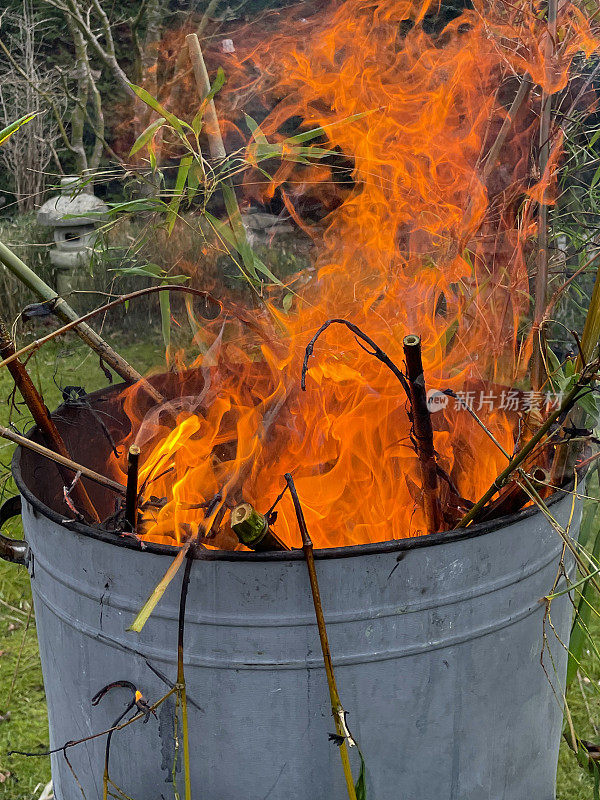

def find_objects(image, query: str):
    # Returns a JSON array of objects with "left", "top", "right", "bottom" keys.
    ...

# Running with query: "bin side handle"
[{"left": 0, "top": 496, "right": 28, "bottom": 567}]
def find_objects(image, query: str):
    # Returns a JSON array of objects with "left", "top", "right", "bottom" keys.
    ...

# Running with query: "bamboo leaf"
[
  {"left": 0, "top": 113, "right": 38, "bottom": 146},
  {"left": 245, "top": 113, "right": 269, "bottom": 144},
  {"left": 130, "top": 117, "right": 166, "bottom": 156},
  {"left": 128, "top": 543, "right": 190, "bottom": 633},
  {"left": 205, "top": 210, "right": 282, "bottom": 285},
  {"left": 187, "top": 160, "right": 205, "bottom": 202},
  {"left": 129, "top": 83, "right": 189, "bottom": 135},
  {"left": 107, "top": 198, "right": 165, "bottom": 213},
  {"left": 205, "top": 66, "right": 226, "bottom": 104},
  {"left": 283, "top": 111, "right": 371, "bottom": 145},
  {"left": 355, "top": 749, "right": 367, "bottom": 800},
  {"left": 111, "top": 264, "right": 189, "bottom": 283},
  {"left": 192, "top": 68, "right": 226, "bottom": 135},
  {"left": 166, "top": 155, "right": 193, "bottom": 234}
]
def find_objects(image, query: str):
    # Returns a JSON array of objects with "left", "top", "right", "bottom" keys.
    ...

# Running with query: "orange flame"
[{"left": 111, "top": 0, "right": 599, "bottom": 549}]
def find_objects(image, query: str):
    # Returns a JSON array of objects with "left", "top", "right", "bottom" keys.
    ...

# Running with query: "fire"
[{"left": 111, "top": 0, "right": 599, "bottom": 549}]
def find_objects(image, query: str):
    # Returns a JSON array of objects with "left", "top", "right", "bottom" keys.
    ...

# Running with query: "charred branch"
[
  {"left": 125, "top": 445, "right": 141, "bottom": 533},
  {"left": 402, "top": 335, "right": 443, "bottom": 534}
]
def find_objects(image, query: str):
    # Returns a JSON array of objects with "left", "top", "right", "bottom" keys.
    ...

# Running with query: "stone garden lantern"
[{"left": 37, "top": 177, "right": 108, "bottom": 294}]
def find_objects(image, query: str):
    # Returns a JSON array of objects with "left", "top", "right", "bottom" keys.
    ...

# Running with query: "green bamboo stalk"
[{"left": 0, "top": 239, "right": 163, "bottom": 403}]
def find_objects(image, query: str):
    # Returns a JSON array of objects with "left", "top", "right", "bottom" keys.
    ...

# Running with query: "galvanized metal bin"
[{"left": 0, "top": 386, "right": 581, "bottom": 800}]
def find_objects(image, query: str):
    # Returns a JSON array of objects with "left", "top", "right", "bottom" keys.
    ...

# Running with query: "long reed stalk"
[
  {"left": 177, "top": 549, "right": 194, "bottom": 800},
  {"left": 284, "top": 473, "right": 358, "bottom": 800}
]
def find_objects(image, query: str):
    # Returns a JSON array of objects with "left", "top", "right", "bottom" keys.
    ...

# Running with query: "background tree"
[{"left": 0, "top": 0, "right": 60, "bottom": 210}]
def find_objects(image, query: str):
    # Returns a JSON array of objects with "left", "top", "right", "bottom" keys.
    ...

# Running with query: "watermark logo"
[
  {"left": 425, "top": 388, "right": 564, "bottom": 414},
  {"left": 426, "top": 389, "right": 449, "bottom": 413}
]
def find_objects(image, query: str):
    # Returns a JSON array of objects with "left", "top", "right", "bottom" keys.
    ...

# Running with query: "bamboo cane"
[
  {"left": 0, "top": 424, "right": 126, "bottom": 497},
  {"left": 284, "top": 473, "right": 358, "bottom": 800},
  {"left": 403, "top": 335, "right": 443, "bottom": 533},
  {"left": 531, "top": 0, "right": 559, "bottom": 390},
  {"left": 185, "top": 34, "right": 256, "bottom": 277},
  {"left": 0, "top": 240, "right": 164, "bottom": 404},
  {"left": 231, "top": 502, "right": 289, "bottom": 550},
  {"left": 0, "top": 318, "right": 100, "bottom": 522}
]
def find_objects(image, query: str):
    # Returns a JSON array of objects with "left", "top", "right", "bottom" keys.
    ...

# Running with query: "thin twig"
[
  {"left": 481, "top": 73, "right": 532, "bottom": 181},
  {"left": 302, "top": 318, "right": 410, "bottom": 397},
  {"left": 443, "top": 389, "right": 511, "bottom": 459},
  {"left": 0, "top": 285, "right": 222, "bottom": 376},
  {"left": 9, "top": 687, "right": 177, "bottom": 758}
]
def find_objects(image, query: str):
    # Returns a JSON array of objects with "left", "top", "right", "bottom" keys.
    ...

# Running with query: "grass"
[
  {"left": 0, "top": 325, "right": 597, "bottom": 798},
  {"left": 0, "top": 327, "right": 162, "bottom": 799}
]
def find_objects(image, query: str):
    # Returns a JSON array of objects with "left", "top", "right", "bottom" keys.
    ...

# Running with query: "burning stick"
[
  {"left": 0, "top": 319, "right": 99, "bottom": 523},
  {"left": 231, "top": 502, "right": 289, "bottom": 550},
  {"left": 0, "top": 240, "right": 164, "bottom": 404},
  {"left": 284, "top": 473, "right": 358, "bottom": 800},
  {"left": 402, "top": 335, "right": 443, "bottom": 534},
  {"left": 125, "top": 445, "right": 141, "bottom": 532},
  {"left": 0, "top": 425, "right": 126, "bottom": 498}
]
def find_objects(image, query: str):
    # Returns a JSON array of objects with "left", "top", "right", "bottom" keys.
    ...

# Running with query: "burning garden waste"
[
  {"left": 100, "top": 0, "right": 600, "bottom": 550},
  {"left": 2, "top": 0, "right": 600, "bottom": 798}
]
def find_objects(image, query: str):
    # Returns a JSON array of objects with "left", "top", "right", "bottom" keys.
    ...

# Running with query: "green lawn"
[
  {"left": 0, "top": 330, "right": 161, "bottom": 799},
  {"left": 0, "top": 328, "right": 597, "bottom": 798}
]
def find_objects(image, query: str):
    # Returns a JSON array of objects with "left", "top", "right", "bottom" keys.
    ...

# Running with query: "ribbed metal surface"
[{"left": 13, "top": 476, "right": 580, "bottom": 800}]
